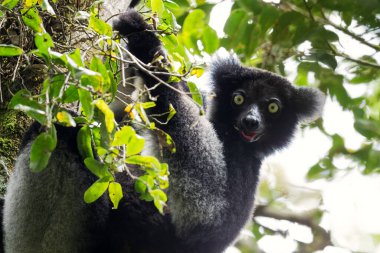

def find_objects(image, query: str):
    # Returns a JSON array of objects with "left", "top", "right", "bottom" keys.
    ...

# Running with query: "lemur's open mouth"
[
  {"left": 234, "top": 125, "right": 263, "bottom": 142},
  {"left": 239, "top": 131, "right": 262, "bottom": 142}
]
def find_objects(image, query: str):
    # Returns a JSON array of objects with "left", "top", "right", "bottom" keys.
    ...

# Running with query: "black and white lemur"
[{"left": 2, "top": 7, "right": 325, "bottom": 253}]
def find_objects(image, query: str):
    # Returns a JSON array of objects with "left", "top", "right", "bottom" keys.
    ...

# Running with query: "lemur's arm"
[{"left": 113, "top": 10, "right": 230, "bottom": 250}]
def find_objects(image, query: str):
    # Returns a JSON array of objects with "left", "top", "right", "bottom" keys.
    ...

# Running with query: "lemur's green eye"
[
  {"left": 268, "top": 102, "right": 279, "bottom": 113},
  {"left": 233, "top": 94, "right": 245, "bottom": 105}
]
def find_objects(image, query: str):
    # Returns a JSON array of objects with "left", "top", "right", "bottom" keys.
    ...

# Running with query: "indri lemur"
[{"left": 2, "top": 8, "right": 325, "bottom": 253}]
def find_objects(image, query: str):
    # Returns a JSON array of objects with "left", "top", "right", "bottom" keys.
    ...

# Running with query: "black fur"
[
  {"left": 113, "top": 11, "right": 164, "bottom": 65},
  {"left": 2, "top": 9, "right": 324, "bottom": 253}
]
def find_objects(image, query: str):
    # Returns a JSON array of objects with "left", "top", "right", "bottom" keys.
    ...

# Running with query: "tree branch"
[
  {"left": 281, "top": 2, "right": 380, "bottom": 52},
  {"left": 254, "top": 205, "right": 332, "bottom": 252},
  {"left": 284, "top": 1, "right": 380, "bottom": 69}
]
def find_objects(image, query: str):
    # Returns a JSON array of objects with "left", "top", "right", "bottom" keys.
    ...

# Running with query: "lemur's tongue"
[{"left": 240, "top": 131, "right": 257, "bottom": 142}]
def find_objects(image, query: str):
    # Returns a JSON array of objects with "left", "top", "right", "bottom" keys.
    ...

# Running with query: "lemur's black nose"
[{"left": 242, "top": 115, "right": 259, "bottom": 131}]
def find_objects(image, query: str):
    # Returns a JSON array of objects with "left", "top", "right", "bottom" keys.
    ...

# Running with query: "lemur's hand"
[{"left": 113, "top": 10, "right": 167, "bottom": 65}]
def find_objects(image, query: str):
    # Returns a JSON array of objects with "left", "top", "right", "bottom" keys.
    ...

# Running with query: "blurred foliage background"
[{"left": 1, "top": 0, "right": 380, "bottom": 252}]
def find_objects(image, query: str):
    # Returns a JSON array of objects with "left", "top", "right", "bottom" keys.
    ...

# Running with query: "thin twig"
[
  {"left": 119, "top": 46, "right": 189, "bottom": 96},
  {"left": 254, "top": 205, "right": 332, "bottom": 251},
  {"left": 11, "top": 56, "right": 21, "bottom": 82}
]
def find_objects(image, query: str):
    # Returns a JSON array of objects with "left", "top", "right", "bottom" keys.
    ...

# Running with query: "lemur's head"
[{"left": 209, "top": 56, "right": 325, "bottom": 153}]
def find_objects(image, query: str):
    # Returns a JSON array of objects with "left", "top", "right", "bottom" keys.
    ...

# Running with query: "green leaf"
[
  {"left": 181, "top": 9, "right": 206, "bottom": 53},
  {"left": 67, "top": 48, "right": 84, "bottom": 67},
  {"left": 0, "top": 44, "right": 23, "bottom": 56},
  {"left": 141, "top": 102, "right": 156, "bottom": 109},
  {"left": 135, "top": 103, "right": 150, "bottom": 124},
  {"left": 111, "top": 126, "right": 134, "bottom": 146},
  {"left": 29, "top": 127, "right": 57, "bottom": 172},
  {"left": 126, "top": 155, "right": 161, "bottom": 170},
  {"left": 307, "top": 158, "right": 334, "bottom": 180},
  {"left": 66, "top": 56, "right": 100, "bottom": 79},
  {"left": 259, "top": 6, "right": 280, "bottom": 34},
  {"left": 224, "top": 9, "right": 247, "bottom": 34},
  {"left": 159, "top": 163, "right": 168, "bottom": 176},
  {"left": 62, "top": 85, "right": 79, "bottom": 103},
  {"left": 354, "top": 119, "right": 380, "bottom": 138},
  {"left": 134, "top": 178, "right": 147, "bottom": 194},
  {"left": 161, "top": 34, "right": 179, "bottom": 53},
  {"left": 187, "top": 81, "right": 203, "bottom": 107},
  {"left": 49, "top": 50, "right": 67, "bottom": 66},
  {"left": 153, "top": 127, "right": 176, "bottom": 153},
  {"left": 84, "top": 158, "right": 113, "bottom": 178},
  {"left": 23, "top": 0, "right": 37, "bottom": 7},
  {"left": 134, "top": 175, "right": 154, "bottom": 193},
  {"left": 134, "top": 175, "right": 155, "bottom": 201},
  {"left": 127, "top": 134, "right": 145, "bottom": 157},
  {"left": 48, "top": 124, "right": 57, "bottom": 150},
  {"left": 89, "top": 57, "right": 111, "bottom": 92},
  {"left": 167, "top": 103, "right": 176, "bottom": 122},
  {"left": 236, "top": 0, "right": 262, "bottom": 13},
  {"left": 342, "top": 12, "right": 352, "bottom": 26},
  {"left": 157, "top": 172, "right": 169, "bottom": 189},
  {"left": 272, "top": 11, "right": 303, "bottom": 44},
  {"left": 84, "top": 177, "right": 110, "bottom": 204},
  {"left": 89, "top": 15, "right": 112, "bottom": 36},
  {"left": 108, "top": 182, "right": 123, "bottom": 209},
  {"left": 292, "top": 22, "right": 311, "bottom": 46},
  {"left": 365, "top": 150, "right": 380, "bottom": 174},
  {"left": 201, "top": 26, "right": 219, "bottom": 54},
  {"left": 49, "top": 74, "right": 66, "bottom": 98},
  {"left": 161, "top": 8, "right": 178, "bottom": 31},
  {"left": 318, "top": 53, "right": 337, "bottom": 70},
  {"left": 95, "top": 99, "right": 115, "bottom": 133},
  {"left": 81, "top": 74, "right": 102, "bottom": 92},
  {"left": 2, "top": 0, "right": 19, "bottom": 9},
  {"left": 77, "top": 125, "right": 94, "bottom": 159},
  {"left": 295, "top": 63, "right": 308, "bottom": 86},
  {"left": 8, "top": 89, "right": 47, "bottom": 125},
  {"left": 224, "top": 9, "right": 249, "bottom": 49},
  {"left": 35, "top": 33, "right": 54, "bottom": 58},
  {"left": 164, "top": 0, "right": 188, "bottom": 17},
  {"left": 150, "top": 189, "right": 167, "bottom": 214},
  {"left": 56, "top": 111, "right": 76, "bottom": 127},
  {"left": 111, "top": 126, "right": 145, "bottom": 156},
  {"left": 151, "top": 0, "right": 164, "bottom": 17},
  {"left": 21, "top": 7, "right": 43, "bottom": 33},
  {"left": 78, "top": 89, "right": 94, "bottom": 121},
  {"left": 315, "top": 28, "right": 339, "bottom": 42},
  {"left": 190, "top": 67, "right": 204, "bottom": 78}
]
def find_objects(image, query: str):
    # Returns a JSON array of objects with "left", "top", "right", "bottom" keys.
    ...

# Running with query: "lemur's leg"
[{"left": 3, "top": 125, "right": 109, "bottom": 253}]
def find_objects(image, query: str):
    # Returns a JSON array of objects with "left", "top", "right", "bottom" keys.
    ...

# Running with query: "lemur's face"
[
  {"left": 226, "top": 77, "right": 294, "bottom": 146},
  {"left": 211, "top": 58, "right": 324, "bottom": 152},
  {"left": 231, "top": 88, "right": 282, "bottom": 143}
]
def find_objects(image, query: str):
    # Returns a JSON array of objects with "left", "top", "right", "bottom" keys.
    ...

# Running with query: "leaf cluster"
[{"left": 1, "top": 0, "right": 203, "bottom": 213}]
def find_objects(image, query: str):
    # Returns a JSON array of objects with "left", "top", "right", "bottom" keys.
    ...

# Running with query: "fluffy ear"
[
  {"left": 292, "top": 87, "right": 325, "bottom": 123},
  {"left": 210, "top": 55, "right": 242, "bottom": 89}
]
